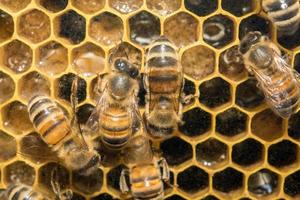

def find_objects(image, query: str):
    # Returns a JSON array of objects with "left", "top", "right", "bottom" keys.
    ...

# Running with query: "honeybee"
[
  {"left": 86, "top": 54, "right": 141, "bottom": 150},
  {"left": 120, "top": 135, "right": 170, "bottom": 200},
  {"left": 27, "top": 77, "right": 100, "bottom": 175},
  {"left": 144, "top": 36, "right": 187, "bottom": 138},
  {"left": 262, "top": 0, "right": 300, "bottom": 36},
  {"left": 1, "top": 168, "right": 72, "bottom": 200},
  {"left": 238, "top": 31, "right": 300, "bottom": 118}
]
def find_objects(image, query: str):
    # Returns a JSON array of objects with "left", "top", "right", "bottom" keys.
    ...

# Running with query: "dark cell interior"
[
  {"left": 183, "top": 78, "right": 196, "bottom": 105},
  {"left": 129, "top": 11, "right": 160, "bottom": 46},
  {"left": 165, "top": 195, "right": 187, "bottom": 200},
  {"left": 196, "top": 138, "right": 227, "bottom": 167},
  {"left": 239, "top": 15, "right": 272, "bottom": 39},
  {"left": 288, "top": 111, "right": 300, "bottom": 139},
  {"left": 201, "top": 196, "right": 219, "bottom": 200},
  {"left": 57, "top": 73, "right": 86, "bottom": 103},
  {"left": 38, "top": 163, "right": 70, "bottom": 191},
  {"left": 294, "top": 53, "right": 300, "bottom": 74},
  {"left": 248, "top": 169, "right": 278, "bottom": 196},
  {"left": 91, "top": 193, "right": 119, "bottom": 200},
  {"left": 232, "top": 139, "right": 263, "bottom": 166},
  {"left": 268, "top": 140, "right": 298, "bottom": 168},
  {"left": 277, "top": 26, "right": 300, "bottom": 49},
  {"left": 236, "top": 78, "right": 264, "bottom": 109},
  {"left": 72, "top": 169, "right": 103, "bottom": 195},
  {"left": 199, "top": 77, "right": 231, "bottom": 108},
  {"left": 39, "top": 0, "right": 68, "bottom": 12},
  {"left": 203, "top": 14, "right": 234, "bottom": 49},
  {"left": 138, "top": 74, "right": 146, "bottom": 107},
  {"left": 59, "top": 10, "right": 86, "bottom": 44},
  {"left": 213, "top": 167, "right": 244, "bottom": 193},
  {"left": 216, "top": 108, "right": 247, "bottom": 136},
  {"left": 107, "top": 165, "right": 126, "bottom": 191},
  {"left": 184, "top": 0, "right": 218, "bottom": 16},
  {"left": 3, "top": 161, "right": 35, "bottom": 186},
  {"left": 284, "top": 170, "right": 300, "bottom": 197},
  {"left": 177, "top": 166, "right": 209, "bottom": 193},
  {"left": 221, "top": 0, "right": 254, "bottom": 16},
  {"left": 0, "top": 10, "right": 14, "bottom": 42},
  {"left": 76, "top": 104, "right": 95, "bottom": 125},
  {"left": 71, "top": 193, "right": 85, "bottom": 200},
  {"left": 160, "top": 137, "right": 193, "bottom": 166},
  {"left": 179, "top": 107, "right": 211, "bottom": 137}
]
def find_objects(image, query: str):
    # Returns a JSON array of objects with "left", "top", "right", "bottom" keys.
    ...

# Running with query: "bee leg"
[
  {"left": 51, "top": 167, "right": 62, "bottom": 199},
  {"left": 158, "top": 158, "right": 170, "bottom": 182},
  {"left": 94, "top": 73, "right": 104, "bottom": 101},
  {"left": 245, "top": 65, "right": 254, "bottom": 75},
  {"left": 181, "top": 94, "right": 196, "bottom": 104},
  {"left": 120, "top": 169, "right": 130, "bottom": 193}
]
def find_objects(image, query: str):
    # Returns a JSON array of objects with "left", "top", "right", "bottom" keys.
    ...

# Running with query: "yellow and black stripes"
[{"left": 6, "top": 184, "right": 44, "bottom": 200}]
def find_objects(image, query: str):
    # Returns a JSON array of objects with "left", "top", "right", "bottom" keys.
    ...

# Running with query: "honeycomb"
[{"left": 1, "top": 0, "right": 300, "bottom": 199}]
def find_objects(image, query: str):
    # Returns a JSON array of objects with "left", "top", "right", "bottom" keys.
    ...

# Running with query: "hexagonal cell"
[
  {"left": 213, "top": 167, "right": 244, "bottom": 193},
  {"left": 221, "top": 0, "right": 255, "bottom": 17},
  {"left": 146, "top": 0, "right": 181, "bottom": 16},
  {"left": 57, "top": 10, "right": 86, "bottom": 44},
  {"left": 19, "top": 71, "right": 51, "bottom": 102},
  {"left": 37, "top": 41, "right": 68, "bottom": 76},
  {"left": 2, "top": 101, "right": 33, "bottom": 134},
  {"left": 0, "top": 72, "right": 15, "bottom": 104},
  {"left": 201, "top": 196, "right": 219, "bottom": 200},
  {"left": 108, "top": 42, "right": 142, "bottom": 70},
  {"left": 72, "top": 169, "right": 103, "bottom": 195},
  {"left": 129, "top": 11, "right": 160, "bottom": 46},
  {"left": 3, "top": 161, "right": 35, "bottom": 185},
  {"left": 38, "top": 0, "right": 68, "bottom": 12},
  {"left": 199, "top": 77, "right": 231, "bottom": 108},
  {"left": 239, "top": 15, "right": 272, "bottom": 39},
  {"left": 56, "top": 73, "right": 86, "bottom": 103},
  {"left": 196, "top": 138, "right": 227, "bottom": 167},
  {"left": 182, "top": 45, "right": 215, "bottom": 80},
  {"left": 92, "top": 193, "right": 119, "bottom": 200},
  {"left": 0, "top": 0, "right": 30, "bottom": 12},
  {"left": 18, "top": 9, "right": 51, "bottom": 43},
  {"left": 89, "top": 12, "right": 123, "bottom": 46},
  {"left": 76, "top": 104, "right": 94, "bottom": 125},
  {"left": 3, "top": 39, "right": 32, "bottom": 74},
  {"left": 20, "top": 132, "right": 54, "bottom": 163},
  {"left": 216, "top": 108, "right": 247, "bottom": 137},
  {"left": 232, "top": 138, "right": 263, "bottom": 166},
  {"left": 184, "top": 0, "right": 218, "bottom": 16},
  {"left": 0, "top": 130, "right": 16, "bottom": 162},
  {"left": 277, "top": 27, "right": 300, "bottom": 49},
  {"left": 179, "top": 107, "right": 211, "bottom": 137},
  {"left": 284, "top": 170, "right": 300, "bottom": 197},
  {"left": 160, "top": 137, "right": 193, "bottom": 166},
  {"left": 0, "top": 10, "right": 13, "bottom": 43},
  {"left": 164, "top": 12, "right": 198, "bottom": 47},
  {"left": 107, "top": 165, "right": 126, "bottom": 191},
  {"left": 268, "top": 140, "right": 298, "bottom": 168},
  {"left": 236, "top": 78, "right": 264, "bottom": 109},
  {"left": 219, "top": 46, "right": 247, "bottom": 81},
  {"left": 109, "top": 0, "right": 143, "bottom": 14},
  {"left": 72, "top": 0, "right": 104, "bottom": 14},
  {"left": 288, "top": 111, "right": 300, "bottom": 140},
  {"left": 177, "top": 166, "right": 209, "bottom": 193},
  {"left": 251, "top": 109, "right": 284, "bottom": 142},
  {"left": 203, "top": 14, "right": 234, "bottom": 49},
  {"left": 72, "top": 43, "right": 105, "bottom": 77},
  {"left": 248, "top": 169, "right": 278, "bottom": 196},
  {"left": 165, "top": 195, "right": 187, "bottom": 200},
  {"left": 38, "top": 163, "right": 69, "bottom": 191}
]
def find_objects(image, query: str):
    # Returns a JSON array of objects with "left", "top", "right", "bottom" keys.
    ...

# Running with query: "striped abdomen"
[
  {"left": 28, "top": 95, "right": 71, "bottom": 146},
  {"left": 6, "top": 184, "right": 46, "bottom": 200},
  {"left": 130, "top": 164, "right": 163, "bottom": 200},
  {"left": 263, "top": 0, "right": 300, "bottom": 35},
  {"left": 99, "top": 106, "right": 132, "bottom": 149},
  {"left": 259, "top": 66, "right": 300, "bottom": 118}
]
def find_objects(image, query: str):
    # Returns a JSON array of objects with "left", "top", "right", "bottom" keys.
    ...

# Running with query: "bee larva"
[
  {"left": 263, "top": 0, "right": 300, "bottom": 36},
  {"left": 144, "top": 36, "right": 186, "bottom": 138},
  {"left": 239, "top": 31, "right": 300, "bottom": 118},
  {"left": 27, "top": 79, "right": 100, "bottom": 175},
  {"left": 86, "top": 55, "right": 141, "bottom": 150},
  {"left": 120, "top": 135, "right": 170, "bottom": 200}
]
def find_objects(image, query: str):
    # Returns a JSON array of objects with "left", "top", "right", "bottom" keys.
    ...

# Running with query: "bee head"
[
  {"left": 239, "top": 31, "right": 263, "bottom": 55},
  {"left": 114, "top": 58, "right": 139, "bottom": 79},
  {"left": 108, "top": 73, "right": 133, "bottom": 100}
]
